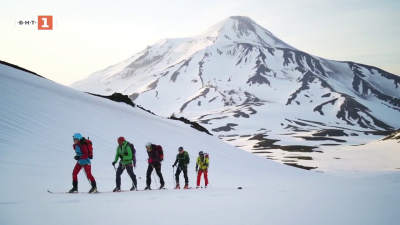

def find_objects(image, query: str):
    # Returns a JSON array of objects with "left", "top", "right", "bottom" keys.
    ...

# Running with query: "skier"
[
  {"left": 172, "top": 147, "right": 190, "bottom": 189},
  {"left": 145, "top": 142, "right": 165, "bottom": 190},
  {"left": 112, "top": 136, "right": 138, "bottom": 192},
  {"left": 196, "top": 151, "right": 209, "bottom": 188},
  {"left": 69, "top": 133, "right": 98, "bottom": 193}
]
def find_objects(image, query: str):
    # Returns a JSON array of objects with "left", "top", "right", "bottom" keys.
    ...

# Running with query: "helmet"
[
  {"left": 199, "top": 151, "right": 204, "bottom": 155},
  {"left": 73, "top": 133, "right": 82, "bottom": 140},
  {"left": 178, "top": 147, "right": 184, "bottom": 151},
  {"left": 118, "top": 136, "right": 125, "bottom": 144},
  {"left": 145, "top": 142, "right": 152, "bottom": 148}
]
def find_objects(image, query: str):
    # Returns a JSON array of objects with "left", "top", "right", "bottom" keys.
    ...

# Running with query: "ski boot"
[
  {"left": 183, "top": 183, "right": 189, "bottom": 189},
  {"left": 89, "top": 181, "right": 98, "bottom": 193},
  {"left": 113, "top": 187, "right": 121, "bottom": 192},
  {"left": 174, "top": 183, "right": 180, "bottom": 189},
  {"left": 205, "top": 185, "right": 208, "bottom": 188},
  {"left": 159, "top": 183, "right": 165, "bottom": 189},
  {"left": 69, "top": 181, "right": 78, "bottom": 193},
  {"left": 196, "top": 186, "right": 200, "bottom": 189},
  {"left": 89, "top": 187, "right": 98, "bottom": 193},
  {"left": 144, "top": 185, "right": 151, "bottom": 190},
  {"left": 130, "top": 185, "right": 137, "bottom": 191}
]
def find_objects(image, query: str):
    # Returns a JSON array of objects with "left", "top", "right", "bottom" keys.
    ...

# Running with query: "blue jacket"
[{"left": 74, "top": 144, "right": 91, "bottom": 165}]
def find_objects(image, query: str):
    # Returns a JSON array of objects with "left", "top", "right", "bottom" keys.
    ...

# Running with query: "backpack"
[
  {"left": 186, "top": 152, "right": 190, "bottom": 164},
  {"left": 155, "top": 145, "right": 164, "bottom": 161},
  {"left": 81, "top": 137, "right": 93, "bottom": 159},
  {"left": 126, "top": 142, "right": 137, "bottom": 166}
]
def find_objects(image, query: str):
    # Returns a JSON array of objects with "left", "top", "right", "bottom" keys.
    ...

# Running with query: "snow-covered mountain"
[
  {"left": 2, "top": 59, "right": 400, "bottom": 225},
  {"left": 71, "top": 16, "right": 400, "bottom": 169}
]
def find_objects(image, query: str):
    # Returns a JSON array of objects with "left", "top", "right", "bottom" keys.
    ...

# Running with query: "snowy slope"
[
  {"left": 2, "top": 63, "right": 400, "bottom": 224},
  {"left": 71, "top": 16, "right": 400, "bottom": 170}
]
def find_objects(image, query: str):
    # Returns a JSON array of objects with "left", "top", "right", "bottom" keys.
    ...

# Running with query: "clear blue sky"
[{"left": 1, "top": 0, "right": 399, "bottom": 85}]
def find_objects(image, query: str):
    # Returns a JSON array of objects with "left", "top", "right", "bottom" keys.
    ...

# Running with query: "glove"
[
  {"left": 74, "top": 156, "right": 81, "bottom": 160},
  {"left": 172, "top": 164, "right": 175, "bottom": 168},
  {"left": 112, "top": 162, "right": 116, "bottom": 166},
  {"left": 89, "top": 156, "right": 93, "bottom": 159},
  {"left": 196, "top": 168, "right": 198, "bottom": 172}
]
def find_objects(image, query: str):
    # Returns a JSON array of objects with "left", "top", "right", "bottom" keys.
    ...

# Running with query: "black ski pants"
[
  {"left": 146, "top": 164, "right": 165, "bottom": 186},
  {"left": 175, "top": 165, "right": 188, "bottom": 184},
  {"left": 116, "top": 163, "right": 137, "bottom": 188}
]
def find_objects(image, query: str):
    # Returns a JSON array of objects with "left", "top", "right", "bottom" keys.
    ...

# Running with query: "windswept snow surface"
[{"left": 1, "top": 65, "right": 400, "bottom": 224}]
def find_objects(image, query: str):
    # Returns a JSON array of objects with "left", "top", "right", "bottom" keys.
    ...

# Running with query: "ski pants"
[
  {"left": 197, "top": 169, "right": 208, "bottom": 186},
  {"left": 175, "top": 166, "right": 188, "bottom": 184},
  {"left": 116, "top": 163, "right": 137, "bottom": 188},
  {"left": 146, "top": 164, "right": 165, "bottom": 186},
  {"left": 72, "top": 163, "right": 95, "bottom": 182}
]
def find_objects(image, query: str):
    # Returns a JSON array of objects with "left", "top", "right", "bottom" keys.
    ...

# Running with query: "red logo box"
[{"left": 38, "top": 16, "right": 53, "bottom": 30}]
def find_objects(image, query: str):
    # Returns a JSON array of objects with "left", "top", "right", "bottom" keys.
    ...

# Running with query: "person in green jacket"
[
  {"left": 172, "top": 147, "right": 190, "bottom": 189},
  {"left": 112, "top": 136, "right": 137, "bottom": 192}
]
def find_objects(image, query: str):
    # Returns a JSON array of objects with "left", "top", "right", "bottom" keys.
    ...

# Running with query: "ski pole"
[
  {"left": 81, "top": 164, "right": 92, "bottom": 186},
  {"left": 152, "top": 168, "right": 158, "bottom": 189},
  {"left": 173, "top": 165, "right": 175, "bottom": 185}
]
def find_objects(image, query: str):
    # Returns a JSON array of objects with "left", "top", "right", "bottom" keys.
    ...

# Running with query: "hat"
[
  {"left": 118, "top": 136, "right": 125, "bottom": 144},
  {"left": 73, "top": 133, "right": 82, "bottom": 140},
  {"left": 178, "top": 147, "right": 184, "bottom": 151}
]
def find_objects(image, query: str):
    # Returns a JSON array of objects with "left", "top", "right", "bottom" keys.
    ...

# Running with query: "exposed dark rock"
[
  {"left": 279, "top": 145, "right": 318, "bottom": 152},
  {"left": 297, "top": 119, "right": 326, "bottom": 126},
  {"left": 285, "top": 156, "right": 313, "bottom": 160},
  {"left": 321, "top": 93, "right": 331, "bottom": 98},
  {"left": 381, "top": 129, "right": 400, "bottom": 141},
  {"left": 180, "top": 88, "right": 210, "bottom": 112},
  {"left": 88, "top": 92, "right": 135, "bottom": 108},
  {"left": 169, "top": 115, "right": 212, "bottom": 135},
  {"left": 212, "top": 123, "right": 238, "bottom": 132},
  {"left": 252, "top": 151, "right": 273, "bottom": 154},
  {"left": 0, "top": 60, "right": 45, "bottom": 79},
  {"left": 249, "top": 133, "right": 280, "bottom": 149},
  {"left": 199, "top": 116, "right": 228, "bottom": 124},
  {"left": 286, "top": 70, "right": 333, "bottom": 105},
  {"left": 233, "top": 111, "right": 250, "bottom": 118},
  {"left": 314, "top": 98, "right": 338, "bottom": 115},
  {"left": 170, "top": 58, "right": 192, "bottom": 82},
  {"left": 295, "top": 136, "right": 346, "bottom": 143},
  {"left": 337, "top": 94, "right": 393, "bottom": 130},
  {"left": 284, "top": 163, "right": 317, "bottom": 170},
  {"left": 312, "top": 129, "right": 348, "bottom": 137}
]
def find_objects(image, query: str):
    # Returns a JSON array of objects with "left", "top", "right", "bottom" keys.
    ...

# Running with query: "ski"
[
  {"left": 47, "top": 190, "right": 99, "bottom": 194},
  {"left": 48, "top": 190, "right": 132, "bottom": 194},
  {"left": 143, "top": 188, "right": 167, "bottom": 191}
]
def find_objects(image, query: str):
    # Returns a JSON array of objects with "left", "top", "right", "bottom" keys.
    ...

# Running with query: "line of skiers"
[{"left": 69, "top": 133, "right": 210, "bottom": 193}]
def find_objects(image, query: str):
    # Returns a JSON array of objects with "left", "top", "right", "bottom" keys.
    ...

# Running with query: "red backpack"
[{"left": 81, "top": 137, "right": 93, "bottom": 159}]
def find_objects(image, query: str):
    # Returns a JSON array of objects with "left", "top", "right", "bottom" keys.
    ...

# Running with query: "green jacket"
[
  {"left": 114, "top": 141, "right": 133, "bottom": 165},
  {"left": 173, "top": 151, "right": 190, "bottom": 167}
]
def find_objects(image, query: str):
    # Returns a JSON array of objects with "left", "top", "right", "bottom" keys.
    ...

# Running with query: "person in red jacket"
[
  {"left": 145, "top": 142, "right": 165, "bottom": 190},
  {"left": 69, "top": 133, "right": 98, "bottom": 193}
]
